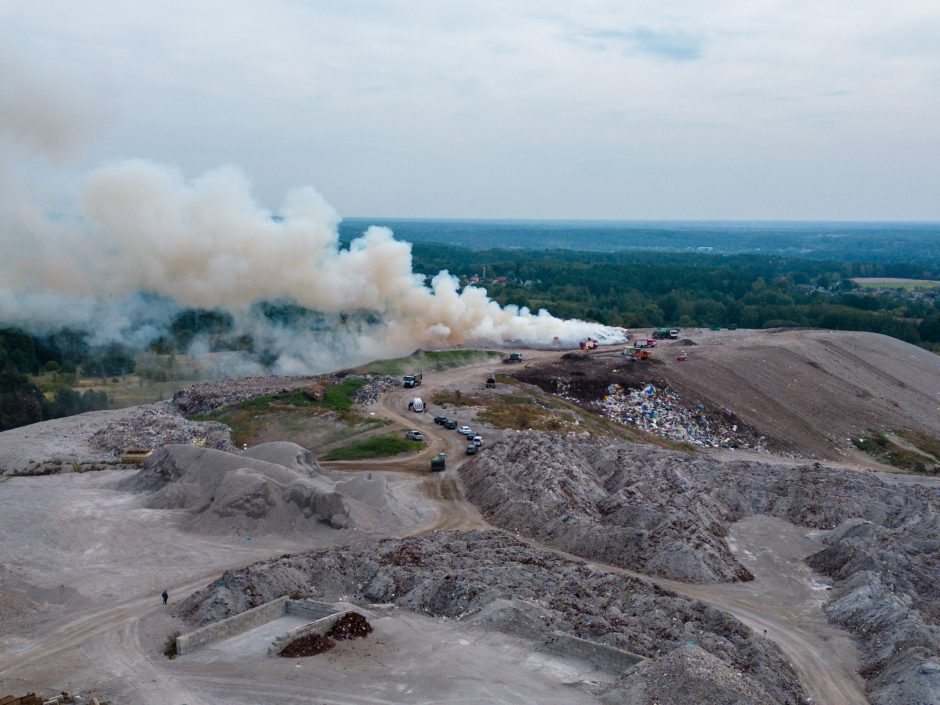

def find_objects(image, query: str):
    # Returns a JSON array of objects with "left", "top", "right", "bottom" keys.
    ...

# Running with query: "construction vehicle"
[
  {"left": 502, "top": 352, "right": 523, "bottom": 363},
  {"left": 430, "top": 453, "right": 446, "bottom": 472},
  {"left": 402, "top": 373, "right": 423, "bottom": 388},
  {"left": 485, "top": 375, "right": 496, "bottom": 389},
  {"left": 636, "top": 349, "right": 652, "bottom": 361},
  {"left": 653, "top": 328, "right": 671, "bottom": 340}
]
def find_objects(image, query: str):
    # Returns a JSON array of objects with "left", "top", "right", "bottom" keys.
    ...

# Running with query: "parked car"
[
  {"left": 472, "top": 435, "right": 483, "bottom": 446},
  {"left": 405, "top": 430, "right": 424, "bottom": 441},
  {"left": 433, "top": 415, "right": 448, "bottom": 425},
  {"left": 465, "top": 444, "right": 478, "bottom": 455},
  {"left": 457, "top": 425, "right": 472, "bottom": 435},
  {"left": 443, "top": 420, "right": 457, "bottom": 430}
]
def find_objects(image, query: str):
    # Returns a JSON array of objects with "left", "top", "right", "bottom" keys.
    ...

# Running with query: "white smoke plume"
[
  {"left": 2, "top": 158, "right": 626, "bottom": 370},
  {"left": 0, "top": 44, "right": 624, "bottom": 373}
]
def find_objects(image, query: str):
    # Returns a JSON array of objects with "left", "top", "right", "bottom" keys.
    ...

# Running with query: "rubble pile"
[
  {"left": 326, "top": 611, "right": 373, "bottom": 640},
  {"left": 170, "top": 376, "right": 320, "bottom": 416},
  {"left": 179, "top": 531, "right": 806, "bottom": 705},
  {"left": 594, "top": 383, "right": 764, "bottom": 450},
  {"left": 353, "top": 375, "right": 400, "bottom": 405},
  {"left": 89, "top": 403, "right": 233, "bottom": 456},
  {"left": 461, "top": 432, "right": 940, "bottom": 705}
]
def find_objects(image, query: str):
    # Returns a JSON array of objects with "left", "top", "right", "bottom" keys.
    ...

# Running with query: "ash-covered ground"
[{"left": 461, "top": 432, "right": 940, "bottom": 705}]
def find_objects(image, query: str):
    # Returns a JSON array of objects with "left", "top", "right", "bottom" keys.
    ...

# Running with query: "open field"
[
  {"left": 320, "top": 432, "right": 424, "bottom": 460},
  {"left": 852, "top": 277, "right": 940, "bottom": 289}
]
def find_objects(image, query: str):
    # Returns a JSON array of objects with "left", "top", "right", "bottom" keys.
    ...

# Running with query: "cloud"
[{"left": 568, "top": 27, "right": 704, "bottom": 62}]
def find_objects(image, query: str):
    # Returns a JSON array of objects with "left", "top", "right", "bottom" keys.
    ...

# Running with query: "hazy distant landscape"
[{"left": 341, "top": 218, "right": 940, "bottom": 265}]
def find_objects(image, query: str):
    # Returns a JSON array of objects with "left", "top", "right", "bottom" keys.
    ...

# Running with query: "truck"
[
  {"left": 430, "top": 453, "right": 446, "bottom": 472},
  {"left": 503, "top": 352, "right": 523, "bottom": 363},
  {"left": 579, "top": 338, "right": 599, "bottom": 351},
  {"left": 402, "top": 373, "right": 423, "bottom": 388},
  {"left": 653, "top": 328, "right": 672, "bottom": 340}
]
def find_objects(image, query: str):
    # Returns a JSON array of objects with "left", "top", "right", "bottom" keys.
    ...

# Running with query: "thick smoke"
[{"left": 0, "top": 50, "right": 624, "bottom": 373}]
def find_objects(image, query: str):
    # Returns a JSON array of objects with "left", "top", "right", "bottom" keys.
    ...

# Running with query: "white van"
[{"left": 410, "top": 397, "right": 425, "bottom": 413}]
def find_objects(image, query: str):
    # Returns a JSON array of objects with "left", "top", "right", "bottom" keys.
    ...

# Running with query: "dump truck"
[
  {"left": 503, "top": 352, "right": 523, "bottom": 363},
  {"left": 636, "top": 349, "right": 652, "bottom": 360},
  {"left": 430, "top": 453, "right": 446, "bottom": 472},
  {"left": 402, "top": 373, "right": 423, "bottom": 388},
  {"left": 653, "top": 328, "right": 672, "bottom": 340}
]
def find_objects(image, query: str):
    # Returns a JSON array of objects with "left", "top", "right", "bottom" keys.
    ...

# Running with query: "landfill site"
[{"left": 2, "top": 327, "right": 940, "bottom": 705}]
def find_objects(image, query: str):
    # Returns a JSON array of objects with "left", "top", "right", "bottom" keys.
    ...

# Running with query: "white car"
[
  {"left": 457, "top": 425, "right": 472, "bottom": 435},
  {"left": 472, "top": 435, "right": 483, "bottom": 446}
]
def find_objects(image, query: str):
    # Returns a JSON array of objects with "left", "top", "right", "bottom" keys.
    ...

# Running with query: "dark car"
[
  {"left": 434, "top": 415, "right": 448, "bottom": 425},
  {"left": 443, "top": 420, "right": 457, "bottom": 430},
  {"left": 465, "top": 444, "right": 478, "bottom": 455}
]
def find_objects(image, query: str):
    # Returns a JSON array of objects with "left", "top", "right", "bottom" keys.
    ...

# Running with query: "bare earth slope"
[
  {"left": 517, "top": 329, "right": 940, "bottom": 460},
  {"left": 461, "top": 432, "right": 940, "bottom": 705}
]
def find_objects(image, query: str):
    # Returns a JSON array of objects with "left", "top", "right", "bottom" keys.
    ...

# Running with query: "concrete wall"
[
  {"left": 286, "top": 600, "right": 338, "bottom": 621},
  {"left": 176, "top": 596, "right": 289, "bottom": 656},
  {"left": 267, "top": 610, "right": 350, "bottom": 656},
  {"left": 541, "top": 632, "right": 645, "bottom": 673}
]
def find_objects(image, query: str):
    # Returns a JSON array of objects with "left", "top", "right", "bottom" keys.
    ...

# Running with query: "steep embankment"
[{"left": 461, "top": 432, "right": 940, "bottom": 705}]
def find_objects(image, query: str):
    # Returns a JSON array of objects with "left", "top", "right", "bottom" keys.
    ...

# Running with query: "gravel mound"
[
  {"left": 462, "top": 431, "right": 940, "bottom": 705},
  {"left": 178, "top": 531, "right": 807, "bottom": 705},
  {"left": 606, "top": 644, "right": 778, "bottom": 705},
  {"left": 119, "top": 441, "right": 425, "bottom": 534},
  {"left": 88, "top": 402, "right": 233, "bottom": 456}
]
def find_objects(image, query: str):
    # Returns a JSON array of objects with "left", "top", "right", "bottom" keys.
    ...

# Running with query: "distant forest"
[{"left": 3, "top": 246, "right": 940, "bottom": 431}]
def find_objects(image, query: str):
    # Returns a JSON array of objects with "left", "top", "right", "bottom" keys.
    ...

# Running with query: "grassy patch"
[
  {"left": 357, "top": 349, "right": 501, "bottom": 376},
  {"left": 320, "top": 433, "right": 425, "bottom": 461},
  {"left": 852, "top": 430, "right": 940, "bottom": 474},
  {"left": 191, "top": 378, "right": 376, "bottom": 446},
  {"left": 852, "top": 277, "right": 940, "bottom": 290}
]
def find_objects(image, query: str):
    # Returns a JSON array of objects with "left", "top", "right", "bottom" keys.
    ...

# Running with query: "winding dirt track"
[{"left": 9, "top": 336, "right": 924, "bottom": 704}]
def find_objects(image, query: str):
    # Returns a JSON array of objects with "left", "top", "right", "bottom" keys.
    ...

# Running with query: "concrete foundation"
[
  {"left": 267, "top": 610, "right": 355, "bottom": 656},
  {"left": 175, "top": 597, "right": 347, "bottom": 656}
]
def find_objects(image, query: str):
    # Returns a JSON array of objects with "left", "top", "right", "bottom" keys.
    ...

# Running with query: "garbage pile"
[
  {"left": 89, "top": 403, "right": 234, "bottom": 456},
  {"left": 353, "top": 375, "right": 401, "bottom": 405},
  {"left": 594, "top": 383, "right": 764, "bottom": 450},
  {"left": 171, "top": 376, "right": 319, "bottom": 415}
]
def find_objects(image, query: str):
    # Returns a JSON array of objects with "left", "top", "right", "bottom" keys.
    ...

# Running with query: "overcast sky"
[{"left": 2, "top": 0, "right": 939, "bottom": 220}]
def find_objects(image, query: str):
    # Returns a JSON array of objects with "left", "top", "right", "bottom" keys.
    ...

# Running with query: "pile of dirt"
[
  {"left": 278, "top": 632, "right": 335, "bottom": 657},
  {"left": 118, "top": 441, "right": 429, "bottom": 535},
  {"left": 326, "top": 611, "right": 373, "bottom": 640},
  {"left": 460, "top": 431, "right": 940, "bottom": 705},
  {"left": 88, "top": 402, "right": 233, "bottom": 456},
  {"left": 179, "top": 530, "right": 807, "bottom": 705},
  {"left": 606, "top": 644, "right": 778, "bottom": 705}
]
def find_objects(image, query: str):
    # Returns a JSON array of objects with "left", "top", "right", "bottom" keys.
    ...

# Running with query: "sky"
[{"left": 1, "top": 0, "right": 939, "bottom": 221}]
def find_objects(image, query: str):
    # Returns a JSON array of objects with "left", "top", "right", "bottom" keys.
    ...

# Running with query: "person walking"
[{"left": 162, "top": 590, "right": 169, "bottom": 605}]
